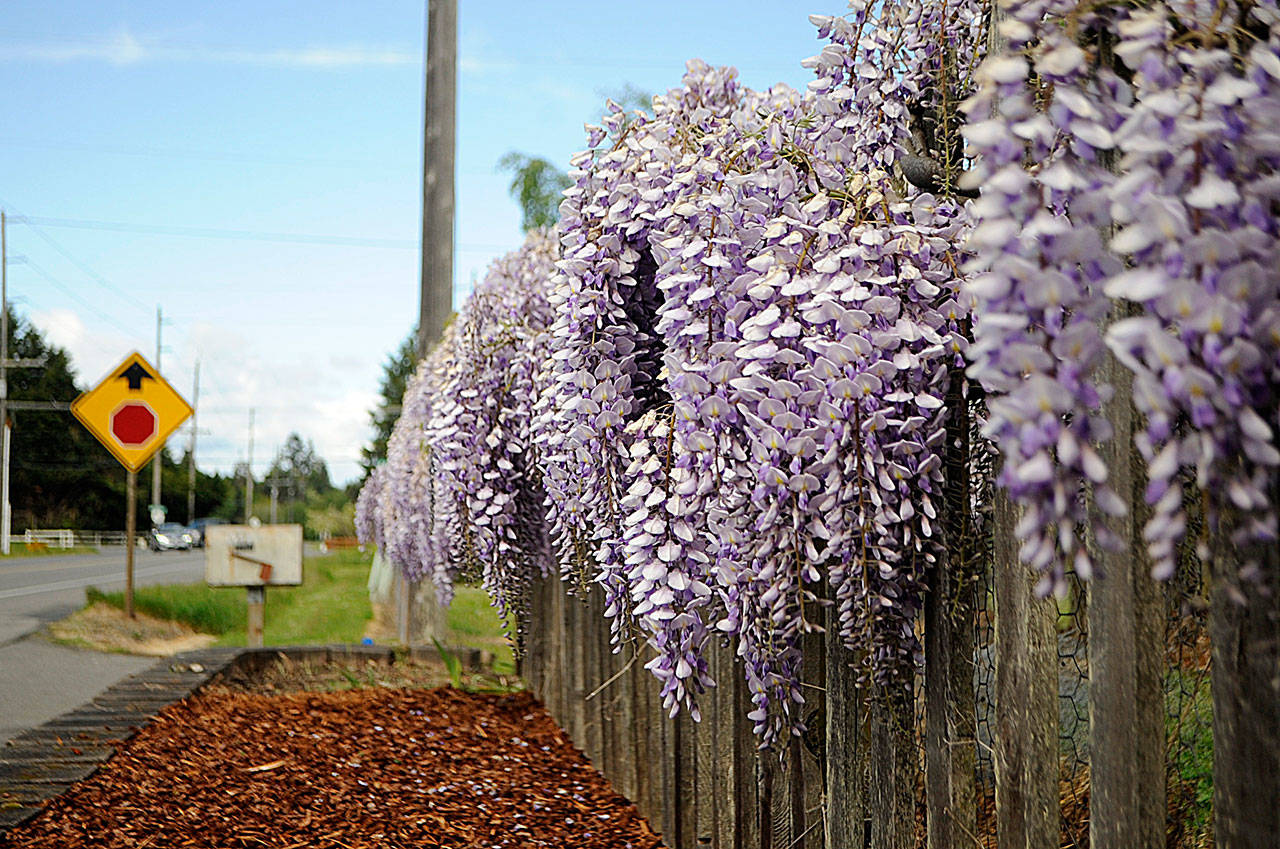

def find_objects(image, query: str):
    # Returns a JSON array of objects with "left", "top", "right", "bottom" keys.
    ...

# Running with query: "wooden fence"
[{"left": 521, "top": 536, "right": 1273, "bottom": 849}]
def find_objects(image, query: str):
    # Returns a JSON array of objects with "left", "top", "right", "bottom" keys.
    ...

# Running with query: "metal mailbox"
[{"left": 205, "top": 524, "right": 303, "bottom": 587}]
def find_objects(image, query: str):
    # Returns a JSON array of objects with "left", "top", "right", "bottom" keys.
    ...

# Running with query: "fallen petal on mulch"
[{"left": 1, "top": 687, "right": 661, "bottom": 849}]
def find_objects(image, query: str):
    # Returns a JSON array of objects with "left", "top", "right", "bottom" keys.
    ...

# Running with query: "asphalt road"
[
  {"left": 0, "top": 547, "right": 207, "bottom": 647},
  {"left": 0, "top": 547, "right": 207, "bottom": 744}
]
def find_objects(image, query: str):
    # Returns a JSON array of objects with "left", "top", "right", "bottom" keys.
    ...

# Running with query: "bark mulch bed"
[{"left": 0, "top": 685, "right": 661, "bottom": 848}]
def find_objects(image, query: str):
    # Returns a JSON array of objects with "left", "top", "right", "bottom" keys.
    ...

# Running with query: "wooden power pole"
[
  {"left": 400, "top": 0, "right": 456, "bottom": 645},
  {"left": 419, "top": 0, "right": 456, "bottom": 358},
  {"left": 187, "top": 360, "right": 199, "bottom": 524},
  {"left": 150, "top": 306, "right": 163, "bottom": 522}
]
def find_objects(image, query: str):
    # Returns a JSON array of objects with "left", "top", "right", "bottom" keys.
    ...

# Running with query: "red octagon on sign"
[{"left": 111, "top": 401, "right": 157, "bottom": 447}]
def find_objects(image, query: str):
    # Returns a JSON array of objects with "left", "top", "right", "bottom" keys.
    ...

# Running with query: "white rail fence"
[{"left": 22, "top": 529, "right": 130, "bottom": 548}]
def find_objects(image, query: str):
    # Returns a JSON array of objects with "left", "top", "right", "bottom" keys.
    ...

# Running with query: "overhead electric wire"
[
  {"left": 17, "top": 215, "right": 419, "bottom": 250},
  {"left": 0, "top": 198, "right": 149, "bottom": 311},
  {"left": 18, "top": 257, "right": 147, "bottom": 344},
  {"left": 0, "top": 138, "right": 407, "bottom": 171},
  {"left": 17, "top": 214, "right": 516, "bottom": 252}
]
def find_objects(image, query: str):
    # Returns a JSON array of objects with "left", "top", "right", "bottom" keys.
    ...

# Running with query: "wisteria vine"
[
  {"left": 965, "top": 0, "right": 1280, "bottom": 587},
  {"left": 359, "top": 0, "right": 1280, "bottom": 745}
]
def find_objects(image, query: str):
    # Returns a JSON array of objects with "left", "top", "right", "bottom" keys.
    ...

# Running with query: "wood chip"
[{"left": 1, "top": 687, "right": 660, "bottom": 848}]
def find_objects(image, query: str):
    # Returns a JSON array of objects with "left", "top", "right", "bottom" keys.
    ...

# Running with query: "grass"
[
  {"left": 84, "top": 550, "right": 518, "bottom": 674},
  {"left": 87, "top": 548, "right": 376, "bottom": 647},
  {"left": 1166, "top": 668, "right": 1214, "bottom": 846},
  {"left": 446, "top": 584, "right": 517, "bottom": 675},
  {"left": 2, "top": 542, "right": 98, "bottom": 558}
]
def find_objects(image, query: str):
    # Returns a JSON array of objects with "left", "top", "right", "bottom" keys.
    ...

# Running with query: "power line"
[
  {"left": 0, "top": 137, "right": 408, "bottom": 171},
  {"left": 16, "top": 215, "right": 419, "bottom": 250},
  {"left": 13, "top": 214, "right": 516, "bottom": 253},
  {"left": 18, "top": 257, "right": 146, "bottom": 342},
  {"left": 0, "top": 201, "right": 149, "bottom": 311}
]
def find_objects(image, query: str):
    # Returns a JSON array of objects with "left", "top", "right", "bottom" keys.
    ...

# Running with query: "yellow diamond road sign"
[{"left": 71, "top": 351, "right": 194, "bottom": 473}]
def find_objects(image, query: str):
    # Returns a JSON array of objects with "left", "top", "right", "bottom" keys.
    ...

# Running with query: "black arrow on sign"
[{"left": 116, "top": 361, "right": 155, "bottom": 391}]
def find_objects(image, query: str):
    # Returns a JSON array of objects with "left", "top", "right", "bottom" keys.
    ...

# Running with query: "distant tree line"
[{"left": 8, "top": 308, "right": 351, "bottom": 536}]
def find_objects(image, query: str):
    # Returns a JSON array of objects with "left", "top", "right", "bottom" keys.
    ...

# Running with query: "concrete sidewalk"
[{"left": 0, "top": 636, "right": 153, "bottom": 744}]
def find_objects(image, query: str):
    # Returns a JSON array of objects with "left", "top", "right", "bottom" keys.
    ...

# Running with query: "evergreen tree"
[
  {"left": 7, "top": 308, "right": 123, "bottom": 530},
  {"left": 359, "top": 328, "right": 418, "bottom": 483}
]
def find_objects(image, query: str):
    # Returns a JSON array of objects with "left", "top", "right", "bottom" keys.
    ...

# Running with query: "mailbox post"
[{"left": 205, "top": 524, "right": 303, "bottom": 647}]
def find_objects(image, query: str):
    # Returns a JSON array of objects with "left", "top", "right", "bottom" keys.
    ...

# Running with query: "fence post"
[
  {"left": 1087, "top": 346, "right": 1166, "bottom": 849},
  {"left": 732, "top": 650, "right": 762, "bottom": 849},
  {"left": 798, "top": 629, "right": 825, "bottom": 848},
  {"left": 824, "top": 636, "right": 867, "bottom": 849},
  {"left": 694, "top": 671, "right": 716, "bottom": 847},
  {"left": 926, "top": 373, "right": 978, "bottom": 849},
  {"left": 709, "top": 640, "right": 739, "bottom": 849},
  {"left": 676, "top": 711, "right": 698, "bottom": 848},
  {"left": 1209, "top": 527, "right": 1280, "bottom": 849},
  {"left": 925, "top": 555, "right": 978, "bottom": 849},
  {"left": 868, "top": 683, "right": 916, "bottom": 849},
  {"left": 993, "top": 490, "right": 1060, "bottom": 849},
  {"left": 583, "top": 588, "right": 605, "bottom": 766}
]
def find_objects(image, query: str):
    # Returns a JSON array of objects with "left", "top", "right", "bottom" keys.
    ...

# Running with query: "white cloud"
[
  {"left": 0, "top": 27, "right": 418, "bottom": 69},
  {"left": 29, "top": 307, "right": 142, "bottom": 385},
  {"left": 27, "top": 310, "right": 380, "bottom": 487}
]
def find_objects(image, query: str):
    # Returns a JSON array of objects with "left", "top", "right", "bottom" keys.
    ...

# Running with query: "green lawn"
[
  {"left": 446, "top": 584, "right": 516, "bottom": 675},
  {"left": 85, "top": 549, "right": 516, "bottom": 672},
  {"left": 88, "top": 548, "right": 377, "bottom": 646}
]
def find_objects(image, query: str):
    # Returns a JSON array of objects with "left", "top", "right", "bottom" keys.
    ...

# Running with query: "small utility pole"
[
  {"left": 0, "top": 211, "right": 40, "bottom": 555},
  {"left": 245, "top": 408, "right": 255, "bottom": 522},
  {"left": 186, "top": 360, "right": 199, "bottom": 524},
  {"left": 418, "top": 0, "right": 457, "bottom": 357},
  {"left": 1, "top": 211, "right": 9, "bottom": 556},
  {"left": 149, "top": 307, "right": 163, "bottom": 522}
]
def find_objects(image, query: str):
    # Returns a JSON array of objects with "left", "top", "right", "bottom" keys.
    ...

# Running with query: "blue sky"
[{"left": 0, "top": 1, "right": 834, "bottom": 486}]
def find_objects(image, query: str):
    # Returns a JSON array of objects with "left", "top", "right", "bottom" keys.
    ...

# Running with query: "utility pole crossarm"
[{"left": 5, "top": 401, "right": 71, "bottom": 412}]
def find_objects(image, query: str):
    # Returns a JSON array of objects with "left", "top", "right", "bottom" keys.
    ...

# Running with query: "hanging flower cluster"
[
  {"left": 357, "top": 0, "right": 988, "bottom": 746},
  {"left": 964, "top": 0, "right": 1280, "bottom": 587},
  {"left": 358, "top": 0, "right": 1280, "bottom": 746},
  {"left": 360, "top": 230, "right": 558, "bottom": 616}
]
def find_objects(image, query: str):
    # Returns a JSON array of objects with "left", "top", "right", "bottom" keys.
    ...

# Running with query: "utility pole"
[
  {"left": 1, "top": 211, "right": 8, "bottom": 556},
  {"left": 150, "top": 306, "right": 163, "bottom": 525},
  {"left": 265, "top": 475, "right": 291, "bottom": 525},
  {"left": 397, "top": 0, "right": 456, "bottom": 645},
  {"left": 186, "top": 360, "right": 199, "bottom": 524},
  {"left": 418, "top": 0, "right": 456, "bottom": 357},
  {"left": 245, "top": 408, "right": 255, "bottom": 523},
  {"left": 0, "top": 212, "right": 43, "bottom": 555}
]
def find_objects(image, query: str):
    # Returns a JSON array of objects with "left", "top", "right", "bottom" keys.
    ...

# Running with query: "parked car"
[
  {"left": 187, "top": 517, "right": 230, "bottom": 548},
  {"left": 148, "top": 522, "right": 194, "bottom": 551}
]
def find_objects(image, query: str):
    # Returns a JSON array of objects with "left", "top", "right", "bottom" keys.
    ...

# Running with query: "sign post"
[
  {"left": 70, "top": 351, "right": 193, "bottom": 618},
  {"left": 125, "top": 470, "right": 136, "bottom": 617}
]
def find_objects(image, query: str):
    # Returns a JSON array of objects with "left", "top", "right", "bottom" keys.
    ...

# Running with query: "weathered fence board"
[
  {"left": 927, "top": 374, "right": 978, "bottom": 849},
  {"left": 1210, "top": 529, "right": 1280, "bottom": 849},
  {"left": 1086, "top": 355, "right": 1166, "bottom": 849},
  {"left": 520, "top": 512, "right": 1231, "bottom": 849},
  {"left": 993, "top": 491, "right": 1060, "bottom": 849},
  {"left": 824, "top": 617, "right": 866, "bottom": 849},
  {"left": 868, "top": 686, "right": 916, "bottom": 849}
]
